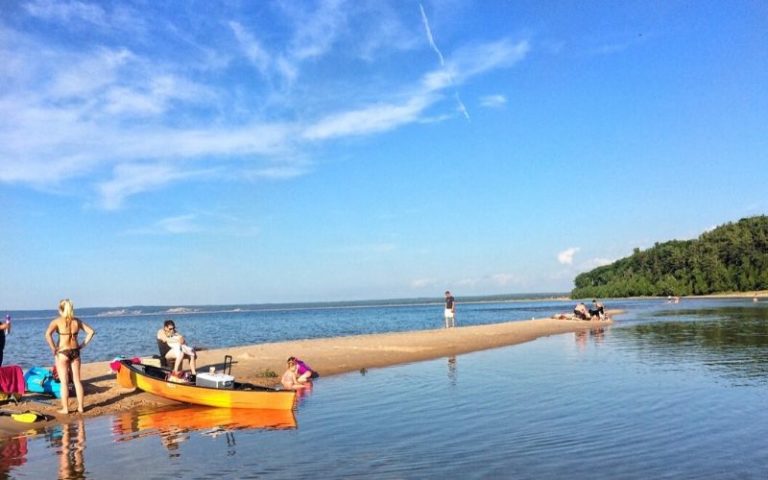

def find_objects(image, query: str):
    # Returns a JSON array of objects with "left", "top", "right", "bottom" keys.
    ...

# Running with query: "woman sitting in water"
[{"left": 45, "top": 299, "right": 95, "bottom": 414}]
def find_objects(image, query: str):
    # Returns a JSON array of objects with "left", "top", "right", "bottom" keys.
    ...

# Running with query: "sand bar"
[{"left": 0, "top": 313, "right": 616, "bottom": 436}]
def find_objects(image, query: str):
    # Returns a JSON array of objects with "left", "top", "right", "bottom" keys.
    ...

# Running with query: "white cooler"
[{"left": 195, "top": 372, "right": 235, "bottom": 389}]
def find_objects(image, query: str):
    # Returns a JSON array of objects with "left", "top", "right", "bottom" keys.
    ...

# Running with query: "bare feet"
[{"left": 57, "top": 409, "right": 70, "bottom": 415}]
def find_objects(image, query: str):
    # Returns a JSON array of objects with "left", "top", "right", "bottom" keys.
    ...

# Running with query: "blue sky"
[{"left": 1, "top": 0, "right": 766, "bottom": 309}]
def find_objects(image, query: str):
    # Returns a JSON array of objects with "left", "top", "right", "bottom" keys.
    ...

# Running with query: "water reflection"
[
  {"left": 621, "top": 305, "right": 768, "bottom": 384},
  {"left": 447, "top": 356, "right": 457, "bottom": 385},
  {"left": 47, "top": 418, "right": 86, "bottom": 480},
  {"left": 574, "top": 326, "right": 608, "bottom": 350},
  {"left": 0, "top": 434, "right": 28, "bottom": 476},
  {"left": 111, "top": 405, "right": 296, "bottom": 457}
]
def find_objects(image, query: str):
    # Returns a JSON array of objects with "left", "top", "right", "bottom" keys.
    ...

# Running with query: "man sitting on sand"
[
  {"left": 589, "top": 300, "right": 605, "bottom": 320},
  {"left": 573, "top": 303, "right": 591, "bottom": 320}
]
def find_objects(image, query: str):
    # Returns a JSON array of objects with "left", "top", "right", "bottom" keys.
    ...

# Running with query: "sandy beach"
[{"left": 0, "top": 314, "right": 616, "bottom": 436}]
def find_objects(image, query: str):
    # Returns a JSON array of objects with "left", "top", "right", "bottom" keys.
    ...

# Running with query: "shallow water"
[
  {"left": 2, "top": 299, "right": 767, "bottom": 479},
  {"left": 2, "top": 297, "right": 597, "bottom": 367}
]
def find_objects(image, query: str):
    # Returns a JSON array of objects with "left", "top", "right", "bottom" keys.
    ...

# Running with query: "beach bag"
[{"left": 23, "top": 367, "right": 71, "bottom": 399}]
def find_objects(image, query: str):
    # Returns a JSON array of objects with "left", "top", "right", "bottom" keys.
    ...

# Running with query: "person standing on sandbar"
[
  {"left": 444, "top": 290, "right": 456, "bottom": 328},
  {"left": 45, "top": 299, "right": 95, "bottom": 414}
]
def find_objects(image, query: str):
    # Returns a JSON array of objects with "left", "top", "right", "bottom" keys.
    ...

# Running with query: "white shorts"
[{"left": 444, "top": 309, "right": 455, "bottom": 319}]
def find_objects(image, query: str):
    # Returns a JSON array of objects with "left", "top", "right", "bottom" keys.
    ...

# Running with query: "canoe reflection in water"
[{"left": 111, "top": 405, "right": 297, "bottom": 456}]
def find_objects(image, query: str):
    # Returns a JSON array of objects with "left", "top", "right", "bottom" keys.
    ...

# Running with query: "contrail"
[
  {"left": 419, "top": 3, "right": 445, "bottom": 66},
  {"left": 419, "top": 3, "right": 470, "bottom": 120}
]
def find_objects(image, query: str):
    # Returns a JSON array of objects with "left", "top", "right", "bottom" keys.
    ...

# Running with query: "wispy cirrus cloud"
[
  {"left": 0, "top": 1, "right": 529, "bottom": 210},
  {"left": 125, "top": 211, "right": 260, "bottom": 237},
  {"left": 480, "top": 94, "right": 507, "bottom": 108},
  {"left": 455, "top": 272, "right": 523, "bottom": 289},
  {"left": 302, "top": 96, "right": 432, "bottom": 140},
  {"left": 229, "top": 21, "right": 272, "bottom": 75},
  {"left": 410, "top": 277, "right": 438, "bottom": 289},
  {"left": 155, "top": 214, "right": 201, "bottom": 234},
  {"left": 24, "top": 0, "right": 109, "bottom": 27},
  {"left": 96, "top": 163, "right": 206, "bottom": 210}
]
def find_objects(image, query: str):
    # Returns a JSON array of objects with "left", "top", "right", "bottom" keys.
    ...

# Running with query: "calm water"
[
  {"left": 3, "top": 296, "right": 594, "bottom": 367},
  {"left": 2, "top": 298, "right": 767, "bottom": 479}
]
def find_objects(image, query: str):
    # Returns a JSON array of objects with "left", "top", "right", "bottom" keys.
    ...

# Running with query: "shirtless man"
[{"left": 157, "top": 320, "right": 197, "bottom": 374}]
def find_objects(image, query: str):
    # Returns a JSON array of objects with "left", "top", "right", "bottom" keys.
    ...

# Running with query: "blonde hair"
[{"left": 59, "top": 299, "right": 75, "bottom": 321}]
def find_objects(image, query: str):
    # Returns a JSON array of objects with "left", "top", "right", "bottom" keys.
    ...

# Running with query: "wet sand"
[{"left": 0, "top": 313, "right": 617, "bottom": 436}]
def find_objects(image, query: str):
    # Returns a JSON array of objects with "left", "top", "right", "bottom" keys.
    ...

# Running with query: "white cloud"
[
  {"left": 25, "top": 0, "right": 108, "bottom": 27},
  {"left": 450, "top": 39, "right": 530, "bottom": 82},
  {"left": 245, "top": 165, "right": 311, "bottom": 180},
  {"left": 156, "top": 214, "right": 201, "bottom": 234},
  {"left": 582, "top": 257, "right": 613, "bottom": 269},
  {"left": 0, "top": 4, "right": 530, "bottom": 208},
  {"left": 125, "top": 211, "right": 261, "bottom": 237},
  {"left": 411, "top": 278, "right": 438, "bottom": 289},
  {"left": 302, "top": 96, "right": 432, "bottom": 140},
  {"left": 229, "top": 21, "right": 272, "bottom": 74},
  {"left": 287, "top": 0, "right": 347, "bottom": 61},
  {"left": 480, "top": 94, "right": 507, "bottom": 108},
  {"left": 96, "top": 163, "right": 206, "bottom": 210},
  {"left": 490, "top": 273, "right": 519, "bottom": 286},
  {"left": 557, "top": 247, "right": 580, "bottom": 265}
]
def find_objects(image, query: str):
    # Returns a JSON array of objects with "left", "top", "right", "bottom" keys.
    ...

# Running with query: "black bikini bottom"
[{"left": 58, "top": 348, "right": 81, "bottom": 361}]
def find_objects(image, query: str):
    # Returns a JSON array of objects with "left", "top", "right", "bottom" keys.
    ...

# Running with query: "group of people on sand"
[
  {"left": 571, "top": 299, "right": 606, "bottom": 321},
  {"left": 155, "top": 319, "right": 318, "bottom": 390},
  {"left": 552, "top": 300, "right": 605, "bottom": 321},
  {"left": 35, "top": 298, "right": 318, "bottom": 415}
]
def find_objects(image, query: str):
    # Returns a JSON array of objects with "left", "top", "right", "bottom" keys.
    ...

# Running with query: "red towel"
[{"left": 0, "top": 365, "right": 25, "bottom": 395}]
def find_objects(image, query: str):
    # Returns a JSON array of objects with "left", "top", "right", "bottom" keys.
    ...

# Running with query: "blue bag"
[{"left": 24, "top": 367, "right": 70, "bottom": 399}]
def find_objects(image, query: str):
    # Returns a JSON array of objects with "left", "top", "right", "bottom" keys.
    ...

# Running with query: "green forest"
[{"left": 571, "top": 215, "right": 768, "bottom": 298}]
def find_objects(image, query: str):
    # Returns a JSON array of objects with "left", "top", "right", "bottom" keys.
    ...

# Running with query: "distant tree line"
[{"left": 571, "top": 216, "right": 768, "bottom": 298}]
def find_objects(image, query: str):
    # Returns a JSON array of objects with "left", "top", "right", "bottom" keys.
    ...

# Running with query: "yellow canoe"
[{"left": 117, "top": 360, "right": 296, "bottom": 410}]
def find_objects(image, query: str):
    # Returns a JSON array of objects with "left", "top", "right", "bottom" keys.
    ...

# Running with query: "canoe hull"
[{"left": 117, "top": 360, "right": 296, "bottom": 410}]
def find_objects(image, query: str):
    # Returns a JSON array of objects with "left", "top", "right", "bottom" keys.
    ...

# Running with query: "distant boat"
[{"left": 116, "top": 360, "right": 296, "bottom": 410}]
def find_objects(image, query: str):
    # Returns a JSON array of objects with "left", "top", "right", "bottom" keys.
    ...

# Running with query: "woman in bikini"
[{"left": 45, "top": 299, "right": 95, "bottom": 414}]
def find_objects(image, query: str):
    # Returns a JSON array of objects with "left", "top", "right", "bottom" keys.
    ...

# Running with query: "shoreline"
[{"left": 0, "top": 313, "right": 618, "bottom": 437}]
